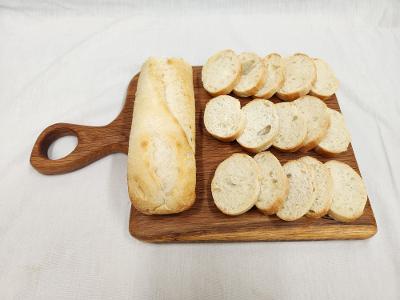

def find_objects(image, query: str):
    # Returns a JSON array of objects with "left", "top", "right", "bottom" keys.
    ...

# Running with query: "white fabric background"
[{"left": 1, "top": 1, "right": 400, "bottom": 299}]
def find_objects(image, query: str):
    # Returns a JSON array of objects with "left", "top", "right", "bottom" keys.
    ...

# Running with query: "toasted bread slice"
[
  {"left": 254, "top": 53, "right": 284, "bottom": 99},
  {"left": 204, "top": 95, "right": 245, "bottom": 142},
  {"left": 315, "top": 109, "right": 351, "bottom": 157},
  {"left": 254, "top": 151, "right": 288, "bottom": 215},
  {"left": 233, "top": 52, "right": 266, "bottom": 97},
  {"left": 211, "top": 153, "right": 260, "bottom": 216},
  {"left": 276, "top": 160, "right": 315, "bottom": 221},
  {"left": 276, "top": 53, "right": 316, "bottom": 101},
  {"left": 298, "top": 156, "right": 333, "bottom": 218},
  {"left": 272, "top": 102, "right": 307, "bottom": 152},
  {"left": 325, "top": 161, "right": 367, "bottom": 222},
  {"left": 202, "top": 49, "right": 241, "bottom": 96},
  {"left": 310, "top": 58, "right": 339, "bottom": 100},
  {"left": 236, "top": 99, "right": 279, "bottom": 153},
  {"left": 294, "top": 95, "right": 330, "bottom": 152}
]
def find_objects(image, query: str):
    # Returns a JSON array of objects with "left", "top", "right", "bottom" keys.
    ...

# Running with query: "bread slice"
[
  {"left": 272, "top": 102, "right": 307, "bottom": 152},
  {"left": 202, "top": 49, "right": 241, "bottom": 96},
  {"left": 233, "top": 52, "right": 266, "bottom": 97},
  {"left": 276, "top": 53, "right": 316, "bottom": 101},
  {"left": 254, "top": 53, "right": 284, "bottom": 99},
  {"left": 315, "top": 108, "right": 351, "bottom": 157},
  {"left": 254, "top": 151, "right": 288, "bottom": 215},
  {"left": 276, "top": 160, "right": 315, "bottom": 221},
  {"left": 310, "top": 58, "right": 339, "bottom": 100},
  {"left": 203, "top": 95, "right": 245, "bottom": 142},
  {"left": 325, "top": 161, "right": 367, "bottom": 222},
  {"left": 236, "top": 99, "right": 279, "bottom": 153},
  {"left": 211, "top": 153, "right": 260, "bottom": 216},
  {"left": 294, "top": 95, "right": 330, "bottom": 152},
  {"left": 298, "top": 156, "right": 333, "bottom": 218}
]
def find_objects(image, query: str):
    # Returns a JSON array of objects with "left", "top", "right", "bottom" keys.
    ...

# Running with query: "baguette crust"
[{"left": 127, "top": 57, "right": 196, "bottom": 215}]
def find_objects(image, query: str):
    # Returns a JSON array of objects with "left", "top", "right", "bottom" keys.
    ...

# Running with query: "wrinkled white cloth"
[{"left": 1, "top": 1, "right": 400, "bottom": 299}]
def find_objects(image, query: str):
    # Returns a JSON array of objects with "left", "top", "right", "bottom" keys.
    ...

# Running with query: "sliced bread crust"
[
  {"left": 202, "top": 49, "right": 241, "bottom": 96},
  {"left": 236, "top": 99, "right": 279, "bottom": 153},
  {"left": 254, "top": 151, "right": 288, "bottom": 215},
  {"left": 211, "top": 153, "right": 260, "bottom": 216}
]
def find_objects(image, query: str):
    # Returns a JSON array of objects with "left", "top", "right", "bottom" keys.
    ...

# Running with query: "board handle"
[{"left": 30, "top": 122, "right": 129, "bottom": 175}]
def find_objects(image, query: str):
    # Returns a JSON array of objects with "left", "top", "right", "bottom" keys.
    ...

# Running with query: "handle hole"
[{"left": 47, "top": 135, "right": 78, "bottom": 160}]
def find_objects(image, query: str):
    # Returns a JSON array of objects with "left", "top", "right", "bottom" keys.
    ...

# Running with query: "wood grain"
[{"left": 30, "top": 66, "right": 377, "bottom": 242}]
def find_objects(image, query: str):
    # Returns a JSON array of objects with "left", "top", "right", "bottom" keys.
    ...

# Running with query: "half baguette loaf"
[{"left": 127, "top": 57, "right": 196, "bottom": 215}]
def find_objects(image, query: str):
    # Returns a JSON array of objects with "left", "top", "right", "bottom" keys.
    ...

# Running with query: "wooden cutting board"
[{"left": 30, "top": 66, "right": 377, "bottom": 242}]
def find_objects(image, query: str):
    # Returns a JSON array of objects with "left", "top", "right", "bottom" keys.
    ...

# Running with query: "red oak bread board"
[{"left": 30, "top": 66, "right": 377, "bottom": 243}]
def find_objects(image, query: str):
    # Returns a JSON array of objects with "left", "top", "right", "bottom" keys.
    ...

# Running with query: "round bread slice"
[
  {"left": 254, "top": 53, "right": 285, "bottom": 99},
  {"left": 276, "top": 53, "right": 316, "bottom": 101},
  {"left": 254, "top": 151, "right": 288, "bottom": 215},
  {"left": 276, "top": 160, "right": 315, "bottom": 221},
  {"left": 236, "top": 99, "right": 279, "bottom": 153},
  {"left": 294, "top": 95, "right": 330, "bottom": 152},
  {"left": 272, "top": 102, "right": 307, "bottom": 152},
  {"left": 203, "top": 95, "right": 245, "bottom": 142},
  {"left": 325, "top": 161, "right": 367, "bottom": 222},
  {"left": 211, "top": 153, "right": 260, "bottom": 216},
  {"left": 298, "top": 156, "right": 333, "bottom": 218},
  {"left": 202, "top": 49, "right": 241, "bottom": 96},
  {"left": 315, "top": 109, "right": 351, "bottom": 157},
  {"left": 233, "top": 52, "right": 266, "bottom": 97},
  {"left": 310, "top": 58, "right": 339, "bottom": 100}
]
